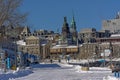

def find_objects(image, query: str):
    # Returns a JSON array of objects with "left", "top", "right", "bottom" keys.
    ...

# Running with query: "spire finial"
[
  {"left": 71, "top": 11, "right": 76, "bottom": 30},
  {"left": 72, "top": 10, "right": 75, "bottom": 23}
]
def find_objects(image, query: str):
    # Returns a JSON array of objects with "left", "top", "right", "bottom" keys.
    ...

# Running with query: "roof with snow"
[
  {"left": 111, "top": 34, "right": 120, "bottom": 37},
  {"left": 16, "top": 40, "right": 26, "bottom": 45},
  {"left": 51, "top": 45, "right": 78, "bottom": 49}
]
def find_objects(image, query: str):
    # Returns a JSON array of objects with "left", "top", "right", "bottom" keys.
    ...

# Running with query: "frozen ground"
[{"left": 0, "top": 62, "right": 119, "bottom": 80}]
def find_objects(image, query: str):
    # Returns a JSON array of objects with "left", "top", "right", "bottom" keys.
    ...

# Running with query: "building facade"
[
  {"left": 78, "top": 28, "right": 111, "bottom": 43},
  {"left": 78, "top": 43, "right": 98, "bottom": 59},
  {"left": 50, "top": 45, "right": 78, "bottom": 59},
  {"left": 78, "top": 28, "right": 97, "bottom": 43},
  {"left": 102, "top": 12, "right": 120, "bottom": 33},
  {"left": 17, "top": 36, "right": 51, "bottom": 61}
]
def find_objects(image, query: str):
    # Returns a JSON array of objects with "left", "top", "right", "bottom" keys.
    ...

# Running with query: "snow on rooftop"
[
  {"left": 100, "top": 42, "right": 120, "bottom": 45},
  {"left": 111, "top": 34, "right": 120, "bottom": 37},
  {"left": 52, "top": 45, "right": 78, "bottom": 49},
  {"left": 16, "top": 40, "right": 26, "bottom": 45}
]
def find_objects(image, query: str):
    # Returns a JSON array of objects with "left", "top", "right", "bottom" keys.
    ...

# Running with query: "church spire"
[
  {"left": 62, "top": 16, "right": 70, "bottom": 39},
  {"left": 71, "top": 16, "right": 75, "bottom": 23},
  {"left": 70, "top": 14, "right": 77, "bottom": 44},
  {"left": 71, "top": 15, "right": 76, "bottom": 29}
]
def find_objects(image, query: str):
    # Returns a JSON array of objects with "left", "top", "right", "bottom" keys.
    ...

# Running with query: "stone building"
[
  {"left": 79, "top": 35, "right": 120, "bottom": 59},
  {"left": 78, "top": 43, "right": 98, "bottom": 59},
  {"left": 19, "top": 26, "right": 31, "bottom": 40},
  {"left": 19, "top": 27, "right": 56, "bottom": 41},
  {"left": 25, "top": 36, "right": 41, "bottom": 55},
  {"left": 18, "top": 36, "right": 41, "bottom": 59},
  {"left": 17, "top": 36, "right": 51, "bottom": 61},
  {"left": 78, "top": 28, "right": 97, "bottom": 43},
  {"left": 102, "top": 12, "right": 120, "bottom": 33},
  {"left": 50, "top": 45, "right": 78, "bottom": 59},
  {"left": 78, "top": 28, "right": 111, "bottom": 43}
]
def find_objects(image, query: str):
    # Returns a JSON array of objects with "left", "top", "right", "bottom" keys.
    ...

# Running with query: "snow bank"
[
  {"left": 74, "top": 65, "right": 112, "bottom": 74},
  {"left": 58, "top": 63, "right": 73, "bottom": 68},
  {"left": 74, "top": 65, "right": 82, "bottom": 71},
  {"left": 103, "top": 76, "right": 119, "bottom": 80},
  {"left": 0, "top": 68, "right": 33, "bottom": 80},
  {"left": 31, "top": 63, "right": 61, "bottom": 68}
]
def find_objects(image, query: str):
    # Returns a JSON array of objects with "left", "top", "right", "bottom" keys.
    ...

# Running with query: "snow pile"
[
  {"left": 59, "top": 63, "right": 73, "bottom": 68},
  {"left": 90, "top": 67, "right": 111, "bottom": 72},
  {"left": 74, "top": 65, "right": 112, "bottom": 73},
  {"left": 74, "top": 65, "right": 82, "bottom": 72},
  {"left": 103, "top": 76, "right": 119, "bottom": 80},
  {"left": 0, "top": 67, "right": 33, "bottom": 80}
]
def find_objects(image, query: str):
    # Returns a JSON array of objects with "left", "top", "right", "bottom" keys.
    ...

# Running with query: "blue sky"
[{"left": 20, "top": 0, "right": 120, "bottom": 32}]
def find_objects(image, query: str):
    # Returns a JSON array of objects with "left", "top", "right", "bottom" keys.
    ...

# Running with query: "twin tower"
[{"left": 61, "top": 16, "right": 77, "bottom": 45}]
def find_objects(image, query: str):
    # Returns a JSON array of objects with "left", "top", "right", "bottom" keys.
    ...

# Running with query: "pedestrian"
[
  {"left": 58, "top": 59, "right": 61, "bottom": 63},
  {"left": 50, "top": 59, "right": 52, "bottom": 63}
]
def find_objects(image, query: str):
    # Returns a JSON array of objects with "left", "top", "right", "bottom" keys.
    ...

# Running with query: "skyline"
[{"left": 20, "top": 0, "right": 120, "bottom": 32}]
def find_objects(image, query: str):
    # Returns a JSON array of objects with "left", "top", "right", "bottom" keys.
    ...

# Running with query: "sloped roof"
[{"left": 21, "top": 26, "right": 31, "bottom": 34}]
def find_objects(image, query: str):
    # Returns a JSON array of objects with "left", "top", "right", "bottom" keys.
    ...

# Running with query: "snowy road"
[{"left": 11, "top": 63, "right": 113, "bottom": 80}]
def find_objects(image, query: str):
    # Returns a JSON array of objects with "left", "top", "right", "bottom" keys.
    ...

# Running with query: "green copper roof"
[{"left": 71, "top": 16, "right": 76, "bottom": 29}]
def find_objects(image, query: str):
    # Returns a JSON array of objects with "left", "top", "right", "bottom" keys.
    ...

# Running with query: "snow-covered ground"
[{"left": 0, "top": 62, "right": 119, "bottom": 80}]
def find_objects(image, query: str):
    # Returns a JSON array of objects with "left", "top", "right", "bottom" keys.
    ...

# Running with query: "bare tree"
[{"left": 0, "top": 0, "right": 27, "bottom": 27}]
